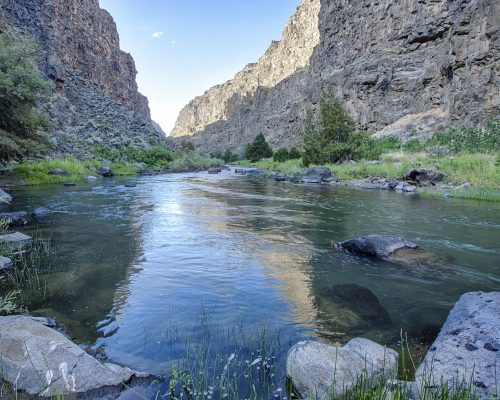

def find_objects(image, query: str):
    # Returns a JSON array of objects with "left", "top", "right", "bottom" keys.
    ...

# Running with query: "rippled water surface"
[{"left": 1, "top": 172, "right": 499, "bottom": 376}]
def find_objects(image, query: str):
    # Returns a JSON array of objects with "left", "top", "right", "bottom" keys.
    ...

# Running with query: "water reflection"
[{"left": 1, "top": 173, "right": 498, "bottom": 377}]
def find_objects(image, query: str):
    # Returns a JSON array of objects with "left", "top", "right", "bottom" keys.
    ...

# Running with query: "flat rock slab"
[
  {"left": 302, "top": 167, "right": 333, "bottom": 184},
  {"left": 0, "top": 255, "right": 13, "bottom": 270},
  {"left": 0, "top": 232, "right": 32, "bottom": 245},
  {"left": 287, "top": 338, "right": 398, "bottom": 400},
  {"left": 337, "top": 235, "right": 418, "bottom": 258},
  {"left": 415, "top": 291, "right": 500, "bottom": 399},
  {"left": 0, "top": 316, "right": 149, "bottom": 397},
  {"left": 0, "top": 211, "right": 33, "bottom": 226},
  {"left": 33, "top": 207, "right": 51, "bottom": 219}
]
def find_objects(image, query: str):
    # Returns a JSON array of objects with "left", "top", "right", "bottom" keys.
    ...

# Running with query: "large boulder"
[
  {"left": 0, "top": 256, "right": 13, "bottom": 271},
  {"left": 415, "top": 292, "right": 500, "bottom": 400},
  {"left": 48, "top": 168, "right": 69, "bottom": 176},
  {"left": 0, "top": 232, "right": 32, "bottom": 245},
  {"left": 287, "top": 338, "right": 398, "bottom": 400},
  {"left": 0, "top": 188, "right": 12, "bottom": 204},
  {"left": 0, "top": 211, "right": 33, "bottom": 226},
  {"left": 405, "top": 168, "right": 446, "bottom": 186},
  {"left": 98, "top": 166, "right": 114, "bottom": 177},
  {"left": 302, "top": 167, "right": 333, "bottom": 184},
  {"left": 208, "top": 167, "right": 222, "bottom": 174},
  {"left": 315, "top": 284, "right": 391, "bottom": 332},
  {"left": 0, "top": 316, "right": 149, "bottom": 397},
  {"left": 336, "top": 235, "right": 418, "bottom": 258}
]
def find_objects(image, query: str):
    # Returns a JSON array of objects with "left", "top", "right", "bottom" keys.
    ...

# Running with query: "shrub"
[
  {"left": 94, "top": 145, "right": 174, "bottom": 167},
  {"left": 0, "top": 31, "right": 52, "bottom": 152},
  {"left": 303, "top": 90, "right": 376, "bottom": 166},
  {"left": 273, "top": 147, "right": 301, "bottom": 162},
  {"left": 244, "top": 133, "right": 273, "bottom": 162}
]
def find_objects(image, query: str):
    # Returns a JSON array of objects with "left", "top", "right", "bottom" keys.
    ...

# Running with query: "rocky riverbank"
[{"left": 0, "top": 292, "right": 497, "bottom": 399}]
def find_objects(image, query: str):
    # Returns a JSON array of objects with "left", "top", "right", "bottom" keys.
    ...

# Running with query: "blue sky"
[{"left": 99, "top": 0, "right": 301, "bottom": 134}]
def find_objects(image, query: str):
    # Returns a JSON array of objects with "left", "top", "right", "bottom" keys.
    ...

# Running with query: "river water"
[{"left": 1, "top": 171, "right": 499, "bottom": 383}]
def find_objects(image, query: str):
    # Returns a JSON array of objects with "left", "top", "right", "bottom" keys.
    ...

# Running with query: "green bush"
[
  {"left": 168, "top": 152, "right": 223, "bottom": 173},
  {"left": 94, "top": 145, "right": 174, "bottom": 167},
  {"left": 0, "top": 31, "right": 53, "bottom": 161},
  {"left": 425, "top": 121, "right": 499, "bottom": 153},
  {"left": 273, "top": 147, "right": 301, "bottom": 162},
  {"left": 303, "top": 90, "right": 377, "bottom": 166},
  {"left": 244, "top": 133, "right": 273, "bottom": 162}
]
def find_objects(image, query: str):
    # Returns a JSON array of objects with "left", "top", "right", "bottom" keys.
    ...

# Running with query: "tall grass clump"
[
  {"left": 94, "top": 145, "right": 175, "bottom": 168},
  {"left": 0, "top": 233, "right": 55, "bottom": 304}
]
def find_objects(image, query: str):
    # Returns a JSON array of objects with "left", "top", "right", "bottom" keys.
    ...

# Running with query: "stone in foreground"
[
  {"left": 337, "top": 235, "right": 418, "bottom": 258},
  {"left": 0, "top": 188, "right": 12, "bottom": 204},
  {"left": 302, "top": 167, "right": 333, "bottom": 184},
  {"left": 415, "top": 291, "right": 500, "bottom": 400},
  {"left": 287, "top": 338, "right": 398, "bottom": 400},
  {"left": 0, "top": 232, "right": 32, "bottom": 245},
  {"left": 0, "top": 316, "right": 149, "bottom": 397},
  {"left": 0, "top": 256, "right": 13, "bottom": 271}
]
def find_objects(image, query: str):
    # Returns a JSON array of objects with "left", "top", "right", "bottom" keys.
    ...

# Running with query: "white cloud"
[
  {"left": 170, "top": 40, "right": 176, "bottom": 45},
  {"left": 152, "top": 31, "right": 164, "bottom": 38}
]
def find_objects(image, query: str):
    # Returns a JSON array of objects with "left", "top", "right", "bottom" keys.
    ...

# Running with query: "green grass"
[
  {"left": 237, "top": 151, "right": 499, "bottom": 201},
  {"left": 11, "top": 150, "right": 225, "bottom": 185}
]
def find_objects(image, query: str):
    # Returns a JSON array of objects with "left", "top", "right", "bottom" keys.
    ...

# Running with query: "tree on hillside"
[
  {"left": 0, "top": 32, "right": 51, "bottom": 135},
  {"left": 0, "top": 31, "right": 52, "bottom": 160},
  {"left": 244, "top": 133, "right": 273, "bottom": 162},
  {"left": 302, "top": 87, "right": 376, "bottom": 166}
]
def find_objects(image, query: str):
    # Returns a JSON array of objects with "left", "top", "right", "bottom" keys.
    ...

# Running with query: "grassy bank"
[
  {"left": 237, "top": 151, "right": 499, "bottom": 202},
  {"left": 9, "top": 149, "right": 223, "bottom": 186}
]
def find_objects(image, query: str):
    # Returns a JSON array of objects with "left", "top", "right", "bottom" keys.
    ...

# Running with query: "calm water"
[{"left": 1, "top": 171, "right": 499, "bottom": 377}]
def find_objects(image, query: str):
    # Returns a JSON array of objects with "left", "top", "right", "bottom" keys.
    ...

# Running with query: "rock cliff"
[
  {"left": 172, "top": 0, "right": 499, "bottom": 154},
  {"left": 0, "top": 0, "right": 167, "bottom": 154}
]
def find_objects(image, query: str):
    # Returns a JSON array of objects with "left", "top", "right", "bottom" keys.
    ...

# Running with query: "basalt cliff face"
[
  {"left": 0, "top": 0, "right": 166, "bottom": 154},
  {"left": 172, "top": 0, "right": 499, "bottom": 154}
]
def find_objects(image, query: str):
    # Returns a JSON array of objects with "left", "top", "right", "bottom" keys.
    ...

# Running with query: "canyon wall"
[
  {"left": 172, "top": 0, "right": 499, "bottom": 154},
  {"left": 0, "top": 0, "right": 167, "bottom": 155}
]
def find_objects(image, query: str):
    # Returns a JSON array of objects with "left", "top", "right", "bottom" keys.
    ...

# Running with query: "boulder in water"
[
  {"left": 136, "top": 169, "right": 155, "bottom": 176},
  {"left": 0, "top": 232, "right": 32, "bottom": 245},
  {"left": 415, "top": 292, "right": 500, "bottom": 400},
  {"left": 0, "top": 188, "right": 12, "bottom": 204},
  {"left": 208, "top": 167, "right": 222, "bottom": 174},
  {"left": 287, "top": 338, "right": 398, "bottom": 400},
  {"left": 0, "top": 316, "right": 150, "bottom": 397},
  {"left": 0, "top": 256, "right": 13, "bottom": 271},
  {"left": 32, "top": 207, "right": 51, "bottom": 219},
  {"left": 337, "top": 235, "right": 418, "bottom": 258},
  {"left": 98, "top": 166, "right": 114, "bottom": 177}
]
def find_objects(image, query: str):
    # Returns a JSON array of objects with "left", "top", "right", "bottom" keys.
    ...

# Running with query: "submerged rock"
[
  {"left": 0, "top": 211, "right": 33, "bottom": 226},
  {"left": 63, "top": 182, "right": 77, "bottom": 187},
  {"left": 287, "top": 338, "right": 398, "bottom": 400},
  {"left": 0, "top": 232, "right": 32, "bottom": 245},
  {"left": 48, "top": 168, "right": 69, "bottom": 176},
  {"left": 98, "top": 166, "right": 114, "bottom": 177},
  {"left": 315, "top": 284, "right": 391, "bottom": 332},
  {"left": 32, "top": 207, "right": 51, "bottom": 219},
  {"left": 337, "top": 235, "right": 418, "bottom": 258},
  {"left": 0, "top": 188, "right": 12, "bottom": 204},
  {"left": 302, "top": 167, "right": 333, "bottom": 184},
  {"left": 0, "top": 316, "right": 150, "bottom": 398},
  {"left": 0, "top": 256, "right": 13, "bottom": 271},
  {"left": 415, "top": 292, "right": 500, "bottom": 400}
]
